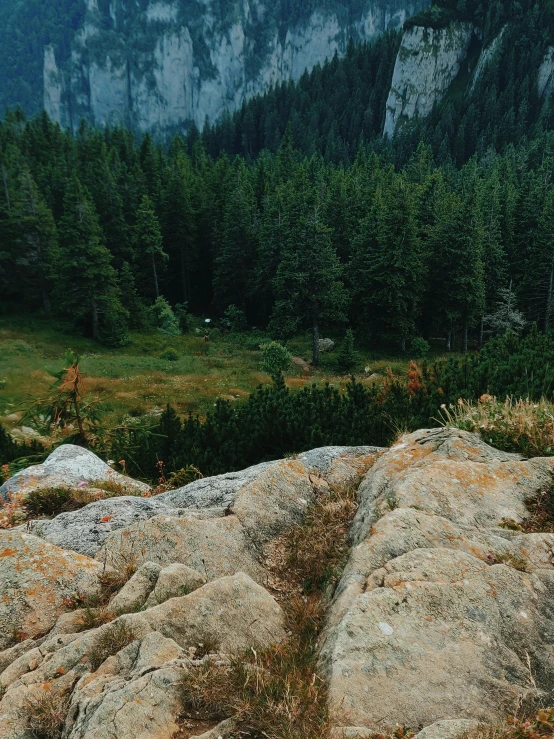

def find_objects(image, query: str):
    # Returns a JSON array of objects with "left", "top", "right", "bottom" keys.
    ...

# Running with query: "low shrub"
[
  {"left": 24, "top": 487, "right": 73, "bottom": 517},
  {"left": 160, "top": 347, "right": 179, "bottom": 361},
  {"left": 23, "top": 689, "right": 70, "bottom": 739},
  {"left": 88, "top": 620, "right": 137, "bottom": 671},
  {"left": 438, "top": 396, "right": 554, "bottom": 457}
]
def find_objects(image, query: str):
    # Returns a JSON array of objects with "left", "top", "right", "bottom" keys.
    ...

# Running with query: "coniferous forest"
[{"left": 2, "top": 0, "right": 554, "bottom": 478}]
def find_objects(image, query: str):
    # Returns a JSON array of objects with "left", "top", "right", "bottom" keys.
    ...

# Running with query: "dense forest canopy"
[
  {"left": 1, "top": 0, "right": 554, "bottom": 357},
  {"left": 2, "top": 105, "right": 554, "bottom": 356}
]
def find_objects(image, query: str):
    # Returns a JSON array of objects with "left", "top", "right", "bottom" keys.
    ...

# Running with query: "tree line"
[{"left": 3, "top": 106, "right": 554, "bottom": 359}]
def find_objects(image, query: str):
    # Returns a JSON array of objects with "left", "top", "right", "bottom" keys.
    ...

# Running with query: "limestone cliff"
[
  {"left": 383, "top": 21, "right": 474, "bottom": 137},
  {"left": 43, "top": 0, "right": 430, "bottom": 135},
  {"left": 539, "top": 46, "right": 554, "bottom": 98}
]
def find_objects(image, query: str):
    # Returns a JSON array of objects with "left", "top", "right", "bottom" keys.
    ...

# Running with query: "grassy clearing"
[{"left": 0, "top": 316, "right": 454, "bottom": 443}]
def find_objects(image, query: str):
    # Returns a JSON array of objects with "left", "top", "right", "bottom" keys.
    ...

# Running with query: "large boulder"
[
  {"left": 157, "top": 446, "right": 380, "bottom": 509},
  {"left": 0, "top": 444, "right": 148, "bottom": 498},
  {"left": 31, "top": 496, "right": 178, "bottom": 557},
  {"left": 320, "top": 428, "right": 554, "bottom": 736},
  {"left": 96, "top": 514, "right": 266, "bottom": 582},
  {"left": 0, "top": 530, "right": 103, "bottom": 649},
  {"left": 144, "top": 562, "right": 206, "bottom": 607},
  {"left": 141, "top": 572, "right": 285, "bottom": 653}
]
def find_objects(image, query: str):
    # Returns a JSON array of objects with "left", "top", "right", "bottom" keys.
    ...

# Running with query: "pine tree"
[
  {"left": 271, "top": 200, "right": 348, "bottom": 366},
  {"left": 337, "top": 329, "right": 358, "bottom": 373},
  {"left": 135, "top": 194, "right": 167, "bottom": 299},
  {"left": 161, "top": 153, "right": 196, "bottom": 304},
  {"left": 429, "top": 186, "right": 485, "bottom": 352},
  {"left": 351, "top": 173, "right": 424, "bottom": 349},
  {"left": 55, "top": 177, "right": 127, "bottom": 342}
]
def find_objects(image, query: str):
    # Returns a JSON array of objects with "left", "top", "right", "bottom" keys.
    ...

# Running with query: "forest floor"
[{"left": 0, "top": 315, "right": 453, "bottom": 438}]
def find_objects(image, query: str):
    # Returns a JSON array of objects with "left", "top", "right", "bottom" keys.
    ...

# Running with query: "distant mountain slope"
[
  {"left": 201, "top": 0, "right": 554, "bottom": 167},
  {"left": 0, "top": 0, "right": 429, "bottom": 135}
]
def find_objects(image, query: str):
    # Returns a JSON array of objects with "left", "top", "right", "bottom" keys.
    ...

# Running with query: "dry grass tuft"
[
  {"left": 0, "top": 493, "right": 26, "bottom": 528},
  {"left": 438, "top": 396, "right": 554, "bottom": 458},
  {"left": 23, "top": 689, "right": 70, "bottom": 739},
  {"left": 283, "top": 480, "right": 358, "bottom": 595},
  {"left": 88, "top": 620, "right": 137, "bottom": 671},
  {"left": 180, "top": 643, "right": 329, "bottom": 739}
]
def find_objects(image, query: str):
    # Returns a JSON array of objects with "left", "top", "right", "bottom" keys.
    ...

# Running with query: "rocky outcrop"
[
  {"left": 43, "top": 0, "right": 430, "bottom": 135},
  {"left": 0, "top": 443, "right": 148, "bottom": 498},
  {"left": 3, "top": 432, "right": 554, "bottom": 737},
  {"left": 384, "top": 22, "right": 474, "bottom": 137},
  {"left": 0, "top": 442, "right": 379, "bottom": 739},
  {"left": 539, "top": 47, "right": 554, "bottom": 98},
  {"left": 470, "top": 25, "right": 505, "bottom": 91},
  {"left": 320, "top": 428, "right": 554, "bottom": 736},
  {"left": 0, "top": 530, "right": 103, "bottom": 649}
]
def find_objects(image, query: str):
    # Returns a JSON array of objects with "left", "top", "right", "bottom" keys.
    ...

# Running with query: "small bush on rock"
[
  {"left": 89, "top": 620, "right": 137, "bottom": 671},
  {"left": 23, "top": 689, "right": 70, "bottom": 739},
  {"left": 439, "top": 396, "right": 554, "bottom": 457},
  {"left": 24, "top": 487, "right": 73, "bottom": 517}
]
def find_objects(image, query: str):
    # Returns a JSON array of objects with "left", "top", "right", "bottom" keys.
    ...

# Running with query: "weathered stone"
[
  {"left": 97, "top": 514, "right": 266, "bottom": 582},
  {"left": 0, "top": 444, "right": 148, "bottom": 498},
  {"left": 319, "top": 338, "right": 335, "bottom": 352},
  {"left": 0, "top": 530, "right": 103, "bottom": 650},
  {"left": 321, "top": 428, "right": 554, "bottom": 735},
  {"left": 159, "top": 447, "right": 379, "bottom": 510},
  {"left": 31, "top": 496, "right": 177, "bottom": 557},
  {"left": 142, "top": 572, "right": 286, "bottom": 653},
  {"left": 156, "top": 460, "right": 273, "bottom": 509},
  {"left": 65, "top": 665, "right": 184, "bottom": 739},
  {"left": 384, "top": 23, "right": 474, "bottom": 137},
  {"left": 109, "top": 561, "right": 162, "bottom": 614},
  {"left": 414, "top": 719, "right": 480, "bottom": 739},
  {"left": 144, "top": 562, "right": 206, "bottom": 607}
]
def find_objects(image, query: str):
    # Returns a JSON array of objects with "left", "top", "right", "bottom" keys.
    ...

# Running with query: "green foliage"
[
  {"left": 160, "top": 347, "right": 179, "bottom": 361},
  {"left": 260, "top": 341, "right": 292, "bottom": 381},
  {"left": 149, "top": 297, "right": 180, "bottom": 336},
  {"left": 223, "top": 304, "right": 247, "bottom": 332},
  {"left": 410, "top": 337, "right": 430, "bottom": 359},
  {"left": 24, "top": 486, "right": 72, "bottom": 517},
  {"left": 337, "top": 329, "right": 358, "bottom": 373},
  {"left": 115, "top": 328, "right": 554, "bottom": 481}
]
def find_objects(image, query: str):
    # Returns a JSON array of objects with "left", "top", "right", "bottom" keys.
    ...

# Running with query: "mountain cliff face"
[
  {"left": 42, "top": 0, "right": 430, "bottom": 134},
  {"left": 383, "top": 21, "right": 473, "bottom": 137}
]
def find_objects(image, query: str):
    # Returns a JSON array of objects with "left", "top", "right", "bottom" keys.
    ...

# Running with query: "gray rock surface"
[
  {"left": 141, "top": 572, "right": 286, "bottom": 653},
  {"left": 108, "top": 561, "right": 162, "bottom": 614},
  {"left": 320, "top": 428, "right": 554, "bottom": 735},
  {"left": 144, "top": 562, "right": 206, "bottom": 607},
  {"left": 0, "top": 443, "right": 148, "bottom": 498},
  {"left": 97, "top": 513, "right": 266, "bottom": 582},
  {"left": 539, "top": 46, "right": 554, "bottom": 98},
  {"left": 319, "top": 338, "right": 335, "bottom": 352},
  {"left": 414, "top": 719, "right": 480, "bottom": 739},
  {"left": 384, "top": 23, "right": 474, "bottom": 137},
  {"left": 159, "top": 446, "right": 380, "bottom": 509},
  {"left": 157, "top": 460, "right": 273, "bottom": 509},
  {"left": 0, "top": 530, "right": 103, "bottom": 650},
  {"left": 30, "top": 496, "right": 177, "bottom": 557}
]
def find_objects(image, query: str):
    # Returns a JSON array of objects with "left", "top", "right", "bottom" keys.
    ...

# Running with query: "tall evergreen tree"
[
  {"left": 135, "top": 194, "right": 167, "bottom": 299},
  {"left": 351, "top": 174, "right": 424, "bottom": 349},
  {"left": 271, "top": 199, "right": 348, "bottom": 365},
  {"left": 55, "top": 177, "right": 127, "bottom": 342}
]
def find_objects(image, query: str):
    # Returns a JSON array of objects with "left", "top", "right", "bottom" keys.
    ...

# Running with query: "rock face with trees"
[{"left": 1, "top": 430, "right": 554, "bottom": 738}]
